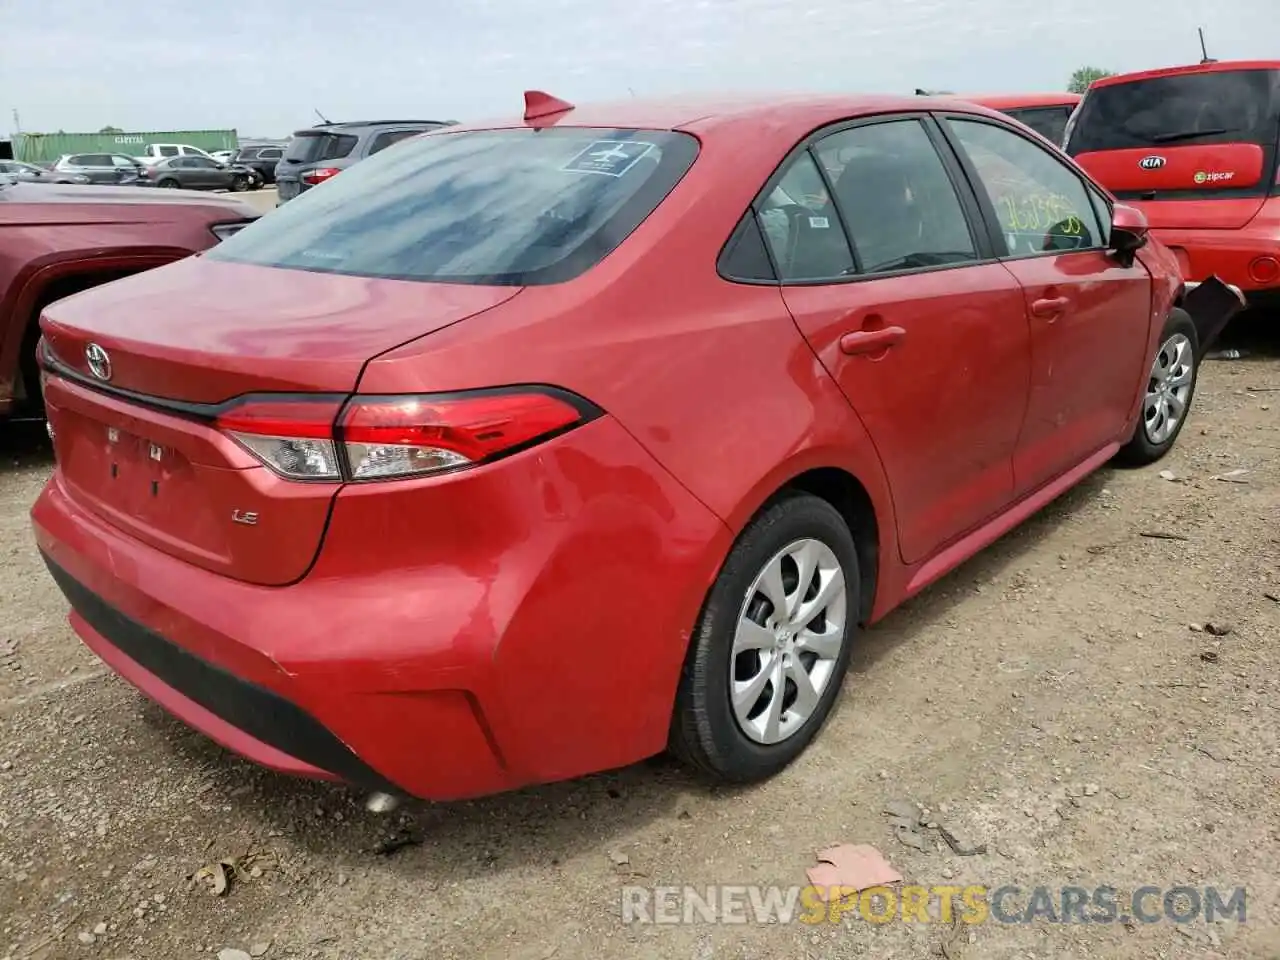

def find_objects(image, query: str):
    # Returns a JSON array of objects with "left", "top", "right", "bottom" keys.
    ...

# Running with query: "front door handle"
[
  {"left": 840, "top": 326, "right": 906, "bottom": 356},
  {"left": 1031, "top": 296, "right": 1070, "bottom": 318}
]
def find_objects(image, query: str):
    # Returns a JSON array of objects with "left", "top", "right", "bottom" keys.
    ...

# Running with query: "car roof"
[
  {"left": 1094, "top": 59, "right": 1280, "bottom": 88},
  {"left": 445, "top": 92, "right": 1013, "bottom": 139},
  {"left": 959, "top": 93, "right": 1082, "bottom": 109}
]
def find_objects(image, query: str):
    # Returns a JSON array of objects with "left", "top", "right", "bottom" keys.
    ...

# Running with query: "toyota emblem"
[
  {"left": 84, "top": 342, "right": 112, "bottom": 381},
  {"left": 1138, "top": 156, "right": 1167, "bottom": 170}
]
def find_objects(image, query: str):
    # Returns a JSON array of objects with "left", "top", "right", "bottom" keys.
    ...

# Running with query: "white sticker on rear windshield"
[{"left": 562, "top": 140, "right": 656, "bottom": 177}]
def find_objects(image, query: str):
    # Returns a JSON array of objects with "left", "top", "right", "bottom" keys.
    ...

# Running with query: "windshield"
[
  {"left": 209, "top": 127, "right": 699, "bottom": 285},
  {"left": 1066, "top": 68, "right": 1280, "bottom": 153}
]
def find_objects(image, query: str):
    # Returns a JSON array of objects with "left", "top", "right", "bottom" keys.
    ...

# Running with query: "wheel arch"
[
  {"left": 720, "top": 447, "right": 897, "bottom": 628},
  {"left": 780, "top": 467, "right": 880, "bottom": 626}
]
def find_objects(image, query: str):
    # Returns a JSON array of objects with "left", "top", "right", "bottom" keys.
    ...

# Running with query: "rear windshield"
[
  {"left": 282, "top": 131, "right": 358, "bottom": 164},
  {"left": 1003, "top": 106, "right": 1072, "bottom": 145},
  {"left": 1066, "top": 68, "right": 1280, "bottom": 153},
  {"left": 208, "top": 127, "right": 699, "bottom": 286}
]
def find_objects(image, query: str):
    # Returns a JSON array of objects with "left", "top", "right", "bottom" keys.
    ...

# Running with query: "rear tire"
[
  {"left": 670, "top": 491, "right": 859, "bottom": 783},
  {"left": 1114, "top": 307, "right": 1199, "bottom": 466}
]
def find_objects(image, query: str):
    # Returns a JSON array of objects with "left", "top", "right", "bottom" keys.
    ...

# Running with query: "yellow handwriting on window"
[{"left": 998, "top": 193, "right": 1083, "bottom": 236}]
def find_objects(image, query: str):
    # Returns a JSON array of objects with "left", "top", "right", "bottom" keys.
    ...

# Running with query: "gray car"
[
  {"left": 0, "top": 160, "right": 90, "bottom": 184},
  {"left": 51, "top": 153, "right": 148, "bottom": 185},
  {"left": 143, "top": 155, "right": 255, "bottom": 191},
  {"left": 274, "top": 119, "right": 455, "bottom": 203}
]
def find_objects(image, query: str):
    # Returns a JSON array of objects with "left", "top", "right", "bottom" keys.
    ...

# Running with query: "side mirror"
[{"left": 1109, "top": 203, "right": 1149, "bottom": 266}]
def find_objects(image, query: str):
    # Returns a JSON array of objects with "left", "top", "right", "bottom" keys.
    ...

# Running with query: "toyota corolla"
[{"left": 31, "top": 91, "right": 1242, "bottom": 802}]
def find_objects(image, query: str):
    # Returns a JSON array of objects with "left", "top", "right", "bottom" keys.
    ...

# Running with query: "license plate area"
[
  {"left": 66, "top": 415, "right": 197, "bottom": 517},
  {"left": 52, "top": 402, "right": 232, "bottom": 566}
]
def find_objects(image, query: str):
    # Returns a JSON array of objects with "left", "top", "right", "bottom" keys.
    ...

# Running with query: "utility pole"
[{"left": 10, "top": 109, "right": 20, "bottom": 134}]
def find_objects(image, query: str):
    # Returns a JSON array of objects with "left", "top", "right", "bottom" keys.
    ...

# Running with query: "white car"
[{"left": 133, "top": 143, "right": 218, "bottom": 166}]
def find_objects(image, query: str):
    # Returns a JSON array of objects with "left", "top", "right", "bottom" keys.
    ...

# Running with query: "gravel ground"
[{"left": 0, "top": 316, "right": 1277, "bottom": 960}]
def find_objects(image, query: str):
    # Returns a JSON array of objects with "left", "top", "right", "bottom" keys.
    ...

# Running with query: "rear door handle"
[
  {"left": 840, "top": 326, "right": 906, "bottom": 356},
  {"left": 1030, "top": 296, "right": 1070, "bottom": 317}
]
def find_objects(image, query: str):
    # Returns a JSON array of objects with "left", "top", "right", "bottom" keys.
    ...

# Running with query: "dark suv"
[
  {"left": 274, "top": 120, "right": 456, "bottom": 203},
  {"left": 232, "top": 144, "right": 286, "bottom": 185}
]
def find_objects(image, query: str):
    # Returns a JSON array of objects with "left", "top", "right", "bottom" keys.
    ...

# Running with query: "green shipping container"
[{"left": 13, "top": 129, "right": 239, "bottom": 164}]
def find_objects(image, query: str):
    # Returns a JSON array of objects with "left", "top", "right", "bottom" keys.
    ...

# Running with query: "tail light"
[
  {"left": 215, "top": 388, "right": 597, "bottom": 483},
  {"left": 301, "top": 167, "right": 340, "bottom": 185}
]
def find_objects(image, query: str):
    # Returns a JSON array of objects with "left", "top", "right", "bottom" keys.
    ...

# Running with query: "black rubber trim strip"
[
  {"left": 39, "top": 338, "right": 230, "bottom": 421},
  {"left": 41, "top": 551, "right": 405, "bottom": 795},
  {"left": 38, "top": 338, "right": 606, "bottom": 427}
]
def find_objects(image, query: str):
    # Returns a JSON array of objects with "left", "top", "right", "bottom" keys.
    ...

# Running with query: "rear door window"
[
  {"left": 814, "top": 119, "right": 980, "bottom": 275},
  {"left": 756, "top": 152, "right": 856, "bottom": 281},
  {"left": 283, "top": 132, "right": 358, "bottom": 164},
  {"left": 209, "top": 128, "right": 699, "bottom": 285},
  {"left": 1066, "top": 69, "right": 1280, "bottom": 152}
]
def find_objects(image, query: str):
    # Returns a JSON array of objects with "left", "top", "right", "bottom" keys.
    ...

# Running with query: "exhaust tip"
[{"left": 365, "top": 791, "right": 401, "bottom": 814}]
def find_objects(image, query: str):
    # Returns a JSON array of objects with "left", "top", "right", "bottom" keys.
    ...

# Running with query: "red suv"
[
  {"left": 31, "top": 93, "right": 1241, "bottom": 803},
  {"left": 1065, "top": 60, "right": 1280, "bottom": 306}
]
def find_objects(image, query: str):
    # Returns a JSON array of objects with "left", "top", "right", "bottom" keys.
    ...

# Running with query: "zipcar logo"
[{"left": 1138, "top": 156, "right": 1167, "bottom": 170}]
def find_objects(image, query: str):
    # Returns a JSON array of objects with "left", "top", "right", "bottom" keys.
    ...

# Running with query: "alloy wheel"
[{"left": 1143, "top": 332, "right": 1194, "bottom": 445}]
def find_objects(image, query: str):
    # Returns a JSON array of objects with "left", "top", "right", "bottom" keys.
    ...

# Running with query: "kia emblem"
[
  {"left": 84, "top": 342, "right": 112, "bottom": 381},
  {"left": 1138, "top": 156, "right": 1167, "bottom": 170}
]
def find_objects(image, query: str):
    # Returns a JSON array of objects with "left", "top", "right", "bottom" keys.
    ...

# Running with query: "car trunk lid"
[
  {"left": 40, "top": 256, "right": 521, "bottom": 586},
  {"left": 1074, "top": 143, "right": 1271, "bottom": 229},
  {"left": 40, "top": 256, "right": 520, "bottom": 401}
]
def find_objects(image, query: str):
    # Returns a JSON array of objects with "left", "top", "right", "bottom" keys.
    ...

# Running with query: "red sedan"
[{"left": 31, "top": 91, "right": 1242, "bottom": 802}]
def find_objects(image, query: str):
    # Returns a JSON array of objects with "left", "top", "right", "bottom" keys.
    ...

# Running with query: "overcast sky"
[{"left": 0, "top": 0, "right": 1274, "bottom": 138}]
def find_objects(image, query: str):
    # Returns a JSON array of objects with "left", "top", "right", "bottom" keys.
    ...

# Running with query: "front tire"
[
  {"left": 670, "top": 491, "right": 859, "bottom": 783},
  {"left": 157, "top": 178, "right": 179, "bottom": 189},
  {"left": 1115, "top": 308, "right": 1199, "bottom": 466},
  {"left": 231, "top": 176, "right": 249, "bottom": 192}
]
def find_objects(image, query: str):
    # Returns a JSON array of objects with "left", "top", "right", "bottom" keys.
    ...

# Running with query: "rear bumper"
[
  {"left": 32, "top": 416, "right": 731, "bottom": 801},
  {"left": 1150, "top": 223, "right": 1280, "bottom": 292},
  {"left": 42, "top": 555, "right": 385, "bottom": 788}
]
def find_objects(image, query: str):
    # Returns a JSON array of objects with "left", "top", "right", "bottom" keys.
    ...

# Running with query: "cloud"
[{"left": 1, "top": 0, "right": 1275, "bottom": 137}]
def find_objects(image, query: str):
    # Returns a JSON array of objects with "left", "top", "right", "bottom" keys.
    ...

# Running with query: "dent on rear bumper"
[{"left": 32, "top": 415, "right": 733, "bottom": 801}]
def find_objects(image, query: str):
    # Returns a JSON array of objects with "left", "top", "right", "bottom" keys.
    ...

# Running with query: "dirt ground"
[{"left": 1, "top": 316, "right": 1278, "bottom": 960}]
